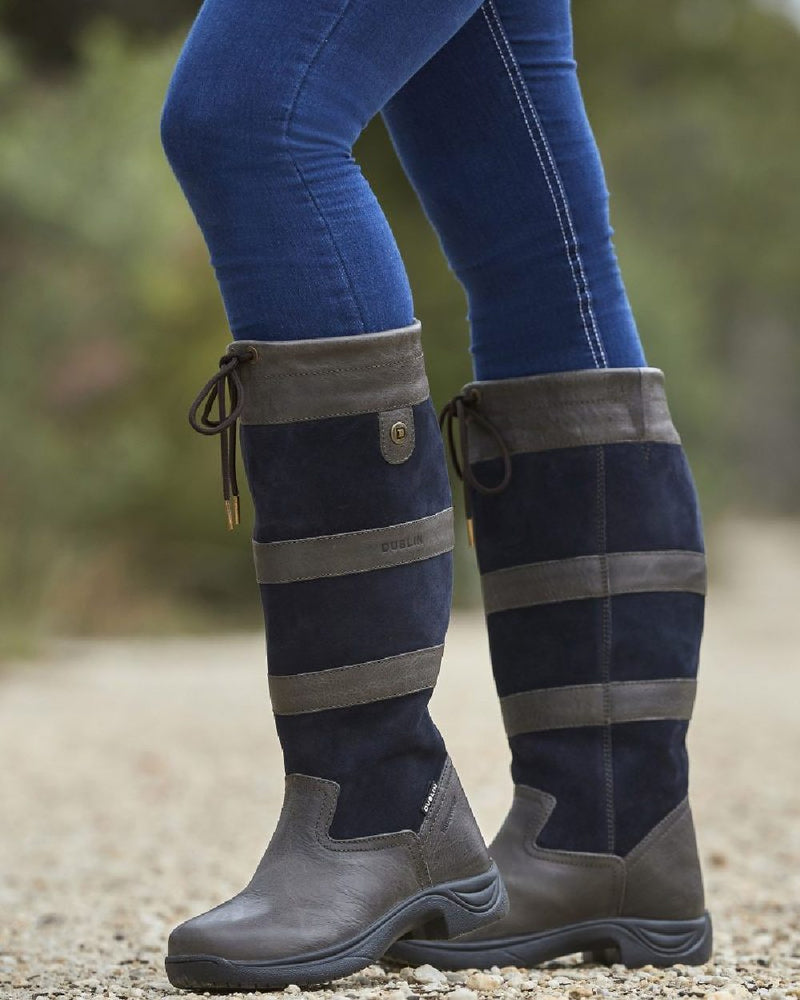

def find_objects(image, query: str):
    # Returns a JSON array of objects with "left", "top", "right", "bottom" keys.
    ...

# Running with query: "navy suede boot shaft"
[
  {"left": 389, "top": 367, "right": 712, "bottom": 970},
  {"left": 223, "top": 322, "right": 458, "bottom": 838},
  {"left": 166, "top": 324, "right": 508, "bottom": 991},
  {"left": 466, "top": 370, "right": 705, "bottom": 855},
  {"left": 237, "top": 326, "right": 453, "bottom": 839}
]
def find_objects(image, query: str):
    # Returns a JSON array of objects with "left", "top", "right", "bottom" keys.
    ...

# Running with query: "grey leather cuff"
[
  {"left": 233, "top": 322, "right": 429, "bottom": 425},
  {"left": 463, "top": 368, "right": 681, "bottom": 463}
]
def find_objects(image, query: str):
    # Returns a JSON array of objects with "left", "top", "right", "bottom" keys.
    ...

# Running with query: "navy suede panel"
[
  {"left": 472, "top": 443, "right": 704, "bottom": 573},
  {"left": 241, "top": 399, "right": 450, "bottom": 543},
  {"left": 610, "top": 592, "right": 705, "bottom": 683},
  {"left": 612, "top": 720, "right": 690, "bottom": 855},
  {"left": 276, "top": 691, "right": 447, "bottom": 838},
  {"left": 262, "top": 553, "right": 452, "bottom": 676},
  {"left": 487, "top": 599, "right": 603, "bottom": 697},
  {"left": 471, "top": 448, "right": 600, "bottom": 573},
  {"left": 511, "top": 727, "right": 608, "bottom": 853},
  {"left": 604, "top": 443, "right": 704, "bottom": 555},
  {"left": 476, "top": 436, "right": 703, "bottom": 857},
  {"left": 239, "top": 395, "right": 453, "bottom": 836}
]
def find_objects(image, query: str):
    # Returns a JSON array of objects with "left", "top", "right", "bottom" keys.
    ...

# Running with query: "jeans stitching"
[
  {"left": 481, "top": 1, "right": 606, "bottom": 369},
  {"left": 282, "top": 0, "right": 368, "bottom": 334},
  {"left": 487, "top": 0, "right": 608, "bottom": 367},
  {"left": 485, "top": 0, "right": 606, "bottom": 367}
]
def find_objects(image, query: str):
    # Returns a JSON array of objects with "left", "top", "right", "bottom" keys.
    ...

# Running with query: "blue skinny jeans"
[{"left": 161, "top": 0, "right": 646, "bottom": 380}]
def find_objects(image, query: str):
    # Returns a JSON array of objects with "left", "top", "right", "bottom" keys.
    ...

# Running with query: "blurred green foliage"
[{"left": 1, "top": 1, "right": 799, "bottom": 652}]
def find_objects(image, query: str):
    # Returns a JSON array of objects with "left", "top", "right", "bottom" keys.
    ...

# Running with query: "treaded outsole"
[
  {"left": 165, "top": 862, "right": 507, "bottom": 991},
  {"left": 386, "top": 911, "right": 713, "bottom": 970}
]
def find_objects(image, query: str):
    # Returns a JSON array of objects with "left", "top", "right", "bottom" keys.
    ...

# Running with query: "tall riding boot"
[
  {"left": 165, "top": 323, "right": 507, "bottom": 991},
  {"left": 390, "top": 367, "right": 712, "bottom": 969}
]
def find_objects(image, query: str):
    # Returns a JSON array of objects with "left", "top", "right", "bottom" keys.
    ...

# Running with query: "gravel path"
[{"left": 1, "top": 520, "right": 799, "bottom": 999}]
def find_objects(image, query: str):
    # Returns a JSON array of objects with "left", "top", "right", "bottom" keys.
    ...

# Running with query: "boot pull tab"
[
  {"left": 188, "top": 343, "right": 258, "bottom": 530},
  {"left": 379, "top": 406, "right": 416, "bottom": 464},
  {"left": 438, "top": 388, "right": 512, "bottom": 546}
]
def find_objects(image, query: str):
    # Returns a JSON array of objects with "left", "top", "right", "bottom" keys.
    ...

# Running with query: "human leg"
[
  {"left": 383, "top": 0, "right": 711, "bottom": 968},
  {"left": 161, "top": 0, "right": 484, "bottom": 341},
  {"left": 383, "top": 0, "right": 645, "bottom": 379},
  {"left": 160, "top": 0, "right": 509, "bottom": 989}
]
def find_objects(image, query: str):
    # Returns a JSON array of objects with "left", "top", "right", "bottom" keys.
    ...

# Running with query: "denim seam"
[
  {"left": 481, "top": 1, "right": 607, "bottom": 369},
  {"left": 479, "top": 3, "right": 596, "bottom": 366},
  {"left": 484, "top": 0, "right": 607, "bottom": 367},
  {"left": 595, "top": 444, "right": 615, "bottom": 853},
  {"left": 282, "top": 0, "right": 368, "bottom": 334}
]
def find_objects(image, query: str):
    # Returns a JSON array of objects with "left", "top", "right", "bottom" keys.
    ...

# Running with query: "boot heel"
[
  {"left": 409, "top": 863, "right": 508, "bottom": 941},
  {"left": 584, "top": 912, "right": 713, "bottom": 968}
]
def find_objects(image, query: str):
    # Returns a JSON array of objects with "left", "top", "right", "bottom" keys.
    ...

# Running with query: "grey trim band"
[
  {"left": 464, "top": 368, "right": 681, "bottom": 463},
  {"left": 501, "top": 679, "right": 697, "bottom": 737},
  {"left": 269, "top": 644, "right": 444, "bottom": 715},
  {"left": 482, "top": 550, "right": 707, "bottom": 615},
  {"left": 234, "top": 322, "right": 430, "bottom": 425},
  {"left": 254, "top": 508, "right": 455, "bottom": 584}
]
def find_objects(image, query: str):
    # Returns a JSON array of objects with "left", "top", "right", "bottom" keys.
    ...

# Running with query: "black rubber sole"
[
  {"left": 164, "top": 862, "right": 507, "bottom": 992},
  {"left": 387, "top": 911, "right": 713, "bottom": 970}
]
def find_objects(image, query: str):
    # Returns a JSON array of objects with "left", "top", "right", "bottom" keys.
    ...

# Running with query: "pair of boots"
[{"left": 165, "top": 323, "right": 712, "bottom": 991}]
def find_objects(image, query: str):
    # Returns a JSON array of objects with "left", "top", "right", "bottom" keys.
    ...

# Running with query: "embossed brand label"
[{"left": 381, "top": 533, "right": 424, "bottom": 553}]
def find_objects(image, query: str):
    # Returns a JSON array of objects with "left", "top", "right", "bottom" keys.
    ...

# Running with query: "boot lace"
[
  {"left": 188, "top": 344, "right": 258, "bottom": 529},
  {"left": 438, "top": 388, "right": 511, "bottom": 545}
]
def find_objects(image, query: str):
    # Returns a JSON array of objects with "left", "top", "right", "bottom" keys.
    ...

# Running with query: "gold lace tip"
[
  {"left": 466, "top": 516, "right": 475, "bottom": 548},
  {"left": 224, "top": 496, "right": 240, "bottom": 531}
]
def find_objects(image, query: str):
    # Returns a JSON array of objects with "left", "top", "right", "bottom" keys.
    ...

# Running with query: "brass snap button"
[{"left": 390, "top": 421, "right": 408, "bottom": 444}]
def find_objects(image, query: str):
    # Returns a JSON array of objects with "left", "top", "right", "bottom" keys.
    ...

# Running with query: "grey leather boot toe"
[
  {"left": 388, "top": 368, "right": 712, "bottom": 970},
  {"left": 388, "top": 784, "right": 710, "bottom": 970},
  {"left": 165, "top": 323, "right": 506, "bottom": 991},
  {"left": 167, "top": 763, "right": 505, "bottom": 990}
]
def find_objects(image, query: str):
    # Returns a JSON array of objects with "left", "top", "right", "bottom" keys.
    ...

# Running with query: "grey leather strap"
[
  {"left": 482, "top": 550, "right": 707, "bottom": 615},
  {"left": 269, "top": 644, "right": 444, "bottom": 715},
  {"left": 464, "top": 368, "right": 681, "bottom": 463},
  {"left": 235, "top": 323, "right": 429, "bottom": 425},
  {"left": 501, "top": 679, "right": 698, "bottom": 737},
  {"left": 254, "top": 508, "right": 454, "bottom": 584}
]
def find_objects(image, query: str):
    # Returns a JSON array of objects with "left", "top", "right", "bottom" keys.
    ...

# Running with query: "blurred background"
[{"left": 1, "top": 0, "right": 799, "bottom": 654}]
